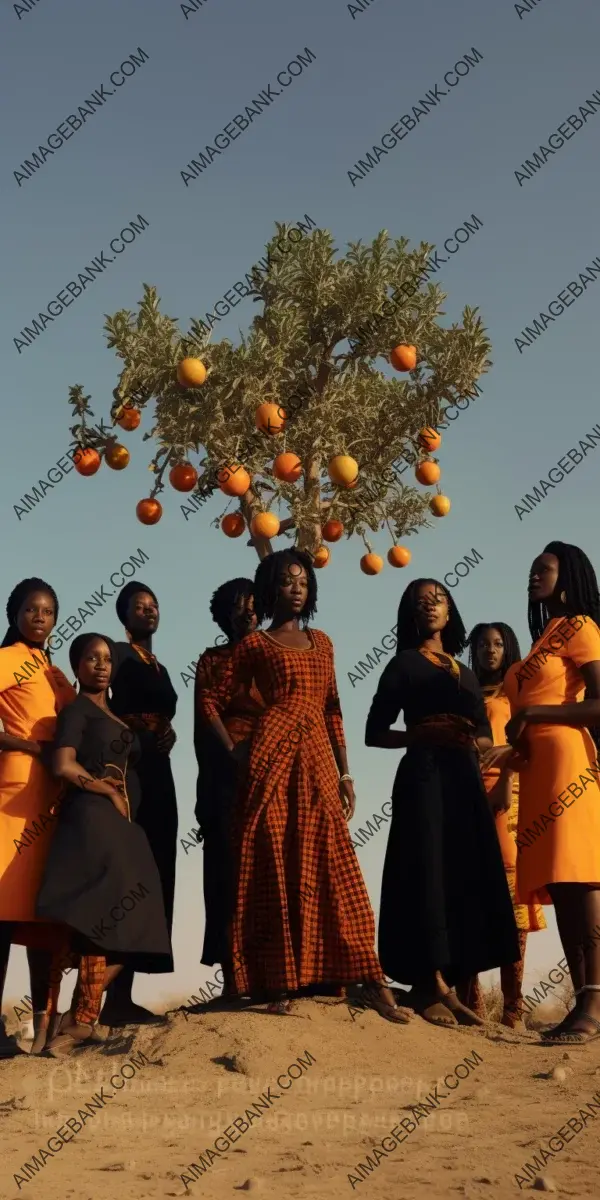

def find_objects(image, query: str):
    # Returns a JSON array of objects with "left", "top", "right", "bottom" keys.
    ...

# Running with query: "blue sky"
[{"left": 2, "top": 0, "right": 599, "bottom": 1007}]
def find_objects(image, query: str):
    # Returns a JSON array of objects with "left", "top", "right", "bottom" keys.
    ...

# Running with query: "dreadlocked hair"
[
  {"left": 210, "top": 578, "right": 254, "bottom": 641},
  {"left": 253, "top": 549, "right": 317, "bottom": 627},
  {"left": 528, "top": 541, "right": 600, "bottom": 643},
  {"left": 2, "top": 578, "right": 59, "bottom": 653},
  {"left": 395, "top": 578, "right": 466, "bottom": 657},
  {"left": 529, "top": 542, "right": 600, "bottom": 752},
  {"left": 467, "top": 623, "right": 522, "bottom": 683}
]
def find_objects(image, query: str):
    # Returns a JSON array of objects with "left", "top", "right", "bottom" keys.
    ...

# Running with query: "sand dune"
[{"left": 1, "top": 995, "right": 600, "bottom": 1199}]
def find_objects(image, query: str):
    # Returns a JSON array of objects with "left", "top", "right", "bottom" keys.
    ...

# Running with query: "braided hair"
[
  {"left": 209, "top": 578, "right": 254, "bottom": 641},
  {"left": 467, "top": 622, "right": 522, "bottom": 683},
  {"left": 2, "top": 578, "right": 59, "bottom": 651},
  {"left": 253, "top": 549, "right": 317, "bottom": 627},
  {"left": 395, "top": 578, "right": 466, "bottom": 656},
  {"left": 528, "top": 541, "right": 600, "bottom": 642}
]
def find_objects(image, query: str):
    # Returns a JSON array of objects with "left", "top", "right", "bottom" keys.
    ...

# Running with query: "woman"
[
  {"left": 486, "top": 542, "right": 600, "bottom": 1045},
  {"left": 36, "top": 633, "right": 172, "bottom": 1053},
  {"left": 102, "top": 583, "right": 178, "bottom": 1026},
  {"left": 458, "top": 623, "right": 546, "bottom": 1027},
  {"left": 0, "top": 578, "right": 76, "bottom": 1056},
  {"left": 365, "top": 579, "right": 520, "bottom": 1027},
  {"left": 194, "top": 578, "right": 264, "bottom": 992},
  {"left": 199, "top": 548, "right": 411, "bottom": 1021}
]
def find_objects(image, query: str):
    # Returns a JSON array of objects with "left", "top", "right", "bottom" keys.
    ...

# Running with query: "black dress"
[
  {"left": 366, "top": 650, "right": 520, "bottom": 985},
  {"left": 36, "top": 695, "right": 173, "bottom": 970},
  {"left": 110, "top": 643, "right": 178, "bottom": 934}
]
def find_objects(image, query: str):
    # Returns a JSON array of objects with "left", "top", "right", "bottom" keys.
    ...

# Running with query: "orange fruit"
[
  {"left": 136, "top": 498, "right": 162, "bottom": 525},
  {"left": 117, "top": 406, "right": 141, "bottom": 431},
  {"left": 221, "top": 512, "right": 246, "bottom": 538},
  {"left": 273, "top": 452, "right": 302, "bottom": 483},
  {"left": 176, "top": 358, "right": 207, "bottom": 388},
  {"left": 73, "top": 447, "right": 101, "bottom": 477},
  {"left": 430, "top": 495, "right": 451, "bottom": 517},
  {"left": 328, "top": 455, "right": 359, "bottom": 487},
  {"left": 105, "top": 443, "right": 130, "bottom": 471},
  {"left": 415, "top": 460, "right": 441, "bottom": 486},
  {"left": 360, "top": 553, "right": 384, "bottom": 576},
  {"left": 390, "top": 343, "right": 417, "bottom": 371},
  {"left": 418, "top": 426, "right": 441, "bottom": 452},
  {"left": 387, "top": 545, "right": 412, "bottom": 567},
  {"left": 322, "top": 519, "right": 344, "bottom": 542},
  {"left": 313, "top": 546, "right": 330, "bottom": 568},
  {"left": 169, "top": 462, "right": 198, "bottom": 492},
  {"left": 217, "top": 464, "right": 251, "bottom": 497},
  {"left": 250, "top": 512, "right": 280, "bottom": 539},
  {"left": 255, "top": 402, "right": 286, "bottom": 435}
]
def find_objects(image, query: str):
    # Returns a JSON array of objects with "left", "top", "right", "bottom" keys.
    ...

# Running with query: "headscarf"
[
  {"left": 69, "top": 632, "right": 119, "bottom": 685},
  {"left": 115, "top": 582, "right": 158, "bottom": 628}
]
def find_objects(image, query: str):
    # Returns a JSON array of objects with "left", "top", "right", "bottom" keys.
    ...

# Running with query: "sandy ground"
[{"left": 1, "top": 993, "right": 600, "bottom": 1200}]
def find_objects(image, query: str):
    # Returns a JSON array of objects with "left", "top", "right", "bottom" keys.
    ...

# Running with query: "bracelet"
[{"left": 339, "top": 773, "right": 354, "bottom": 783}]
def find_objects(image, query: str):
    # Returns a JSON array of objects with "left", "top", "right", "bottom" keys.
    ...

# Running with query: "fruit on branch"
[
  {"left": 388, "top": 545, "right": 412, "bottom": 567},
  {"left": 250, "top": 512, "right": 280, "bottom": 539},
  {"left": 322, "top": 519, "right": 344, "bottom": 542},
  {"left": 273, "top": 452, "right": 302, "bottom": 483},
  {"left": 313, "top": 546, "right": 330, "bottom": 568},
  {"left": 136, "top": 498, "right": 162, "bottom": 525},
  {"left": 360, "top": 553, "right": 384, "bottom": 575},
  {"left": 176, "top": 358, "right": 207, "bottom": 388},
  {"left": 105, "top": 444, "right": 130, "bottom": 471},
  {"left": 415, "top": 460, "right": 441, "bottom": 485},
  {"left": 255, "top": 402, "right": 286, "bottom": 435},
  {"left": 390, "top": 343, "right": 417, "bottom": 371},
  {"left": 117, "top": 407, "right": 141, "bottom": 431},
  {"left": 218, "top": 464, "right": 251, "bottom": 496},
  {"left": 221, "top": 512, "right": 246, "bottom": 538},
  {"left": 74, "top": 447, "right": 101, "bottom": 477},
  {"left": 169, "top": 463, "right": 198, "bottom": 492},
  {"left": 328, "top": 455, "right": 359, "bottom": 487},
  {"left": 430, "top": 494, "right": 451, "bottom": 517},
  {"left": 418, "top": 426, "right": 441, "bottom": 452}
]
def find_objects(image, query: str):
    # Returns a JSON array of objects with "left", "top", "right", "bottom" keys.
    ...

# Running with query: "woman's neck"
[
  {"left": 269, "top": 615, "right": 301, "bottom": 633},
  {"left": 79, "top": 688, "right": 109, "bottom": 710},
  {"left": 479, "top": 668, "right": 503, "bottom": 687},
  {"left": 420, "top": 632, "right": 445, "bottom": 653},
  {"left": 129, "top": 632, "right": 153, "bottom": 652}
]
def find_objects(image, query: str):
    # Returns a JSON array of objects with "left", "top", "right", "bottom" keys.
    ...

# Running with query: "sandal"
[
  {"left": 542, "top": 1013, "right": 600, "bottom": 1046},
  {"left": 441, "top": 988, "right": 485, "bottom": 1026},
  {"left": 362, "top": 984, "right": 413, "bottom": 1024},
  {"left": 413, "top": 998, "right": 458, "bottom": 1028}
]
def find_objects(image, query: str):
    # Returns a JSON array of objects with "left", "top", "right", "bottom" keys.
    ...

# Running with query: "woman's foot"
[
  {"left": 47, "top": 1017, "right": 100, "bottom": 1055},
  {"left": 440, "top": 988, "right": 485, "bottom": 1026},
  {"left": 30, "top": 1011, "right": 52, "bottom": 1056},
  {"left": 362, "top": 984, "right": 413, "bottom": 1024},
  {"left": 500, "top": 1007, "right": 525, "bottom": 1030},
  {"left": 266, "top": 998, "right": 292, "bottom": 1014},
  {"left": 0, "top": 1018, "right": 25, "bottom": 1059},
  {"left": 411, "top": 990, "right": 458, "bottom": 1027},
  {"left": 99, "top": 1001, "right": 166, "bottom": 1027}
]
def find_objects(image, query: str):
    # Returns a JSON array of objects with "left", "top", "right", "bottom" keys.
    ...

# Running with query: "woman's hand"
[
  {"left": 480, "top": 744, "right": 514, "bottom": 772},
  {"left": 107, "top": 788, "right": 129, "bottom": 819},
  {"left": 340, "top": 778, "right": 356, "bottom": 822},
  {"left": 505, "top": 709, "right": 532, "bottom": 747},
  {"left": 157, "top": 724, "right": 177, "bottom": 754},
  {"left": 229, "top": 740, "right": 250, "bottom": 767}
]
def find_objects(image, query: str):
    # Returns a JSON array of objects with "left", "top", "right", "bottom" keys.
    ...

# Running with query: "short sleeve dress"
[
  {"left": 35, "top": 694, "right": 173, "bottom": 971},
  {"left": 504, "top": 614, "right": 600, "bottom": 906},
  {"left": 0, "top": 642, "right": 75, "bottom": 946},
  {"left": 366, "top": 649, "right": 520, "bottom": 985}
]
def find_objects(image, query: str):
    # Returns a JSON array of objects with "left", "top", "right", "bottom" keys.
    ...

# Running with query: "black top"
[
  {"left": 110, "top": 643, "right": 177, "bottom": 746},
  {"left": 365, "top": 649, "right": 492, "bottom": 741},
  {"left": 54, "top": 693, "right": 142, "bottom": 817}
]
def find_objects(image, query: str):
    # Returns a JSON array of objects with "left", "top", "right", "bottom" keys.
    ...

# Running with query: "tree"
[{"left": 66, "top": 223, "right": 491, "bottom": 565}]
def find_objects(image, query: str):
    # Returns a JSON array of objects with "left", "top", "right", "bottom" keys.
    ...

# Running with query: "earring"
[{"left": 560, "top": 590, "right": 567, "bottom": 604}]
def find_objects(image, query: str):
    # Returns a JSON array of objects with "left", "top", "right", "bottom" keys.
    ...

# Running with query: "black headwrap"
[
  {"left": 2, "top": 577, "right": 59, "bottom": 650},
  {"left": 115, "top": 582, "right": 158, "bottom": 627},
  {"left": 69, "top": 632, "right": 119, "bottom": 684}
]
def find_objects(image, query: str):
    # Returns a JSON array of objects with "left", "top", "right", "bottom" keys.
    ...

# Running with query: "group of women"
[{"left": 2, "top": 537, "right": 600, "bottom": 1056}]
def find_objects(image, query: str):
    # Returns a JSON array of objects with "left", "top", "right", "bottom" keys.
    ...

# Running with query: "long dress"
[
  {"left": 503, "top": 615, "right": 600, "bottom": 906},
  {"left": 0, "top": 642, "right": 75, "bottom": 948},
  {"left": 194, "top": 643, "right": 264, "bottom": 966},
  {"left": 198, "top": 628, "right": 382, "bottom": 995},
  {"left": 367, "top": 649, "right": 520, "bottom": 985},
  {"left": 110, "top": 643, "right": 178, "bottom": 934},
  {"left": 36, "top": 694, "right": 172, "bottom": 971}
]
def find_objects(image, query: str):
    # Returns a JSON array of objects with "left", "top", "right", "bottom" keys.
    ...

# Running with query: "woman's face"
[
  {"left": 528, "top": 553, "right": 560, "bottom": 604},
  {"left": 231, "top": 592, "right": 257, "bottom": 638},
  {"left": 414, "top": 582, "right": 449, "bottom": 634},
  {"left": 78, "top": 638, "right": 112, "bottom": 691},
  {"left": 277, "top": 562, "right": 308, "bottom": 615},
  {"left": 17, "top": 590, "right": 56, "bottom": 644},
  {"left": 127, "top": 590, "right": 159, "bottom": 636},
  {"left": 476, "top": 626, "right": 504, "bottom": 673}
]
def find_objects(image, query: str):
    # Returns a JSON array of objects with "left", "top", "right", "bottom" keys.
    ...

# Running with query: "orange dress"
[
  {"left": 481, "top": 685, "right": 545, "bottom": 933},
  {"left": 504, "top": 615, "right": 600, "bottom": 906},
  {"left": 199, "top": 628, "right": 382, "bottom": 994},
  {"left": 0, "top": 642, "right": 75, "bottom": 945}
]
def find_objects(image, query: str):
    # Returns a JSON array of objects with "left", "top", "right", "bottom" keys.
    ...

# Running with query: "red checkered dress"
[{"left": 199, "top": 628, "right": 383, "bottom": 994}]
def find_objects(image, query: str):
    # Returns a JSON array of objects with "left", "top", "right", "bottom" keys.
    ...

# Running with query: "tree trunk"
[
  {"left": 296, "top": 457, "right": 322, "bottom": 556},
  {"left": 240, "top": 490, "right": 273, "bottom": 559}
]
